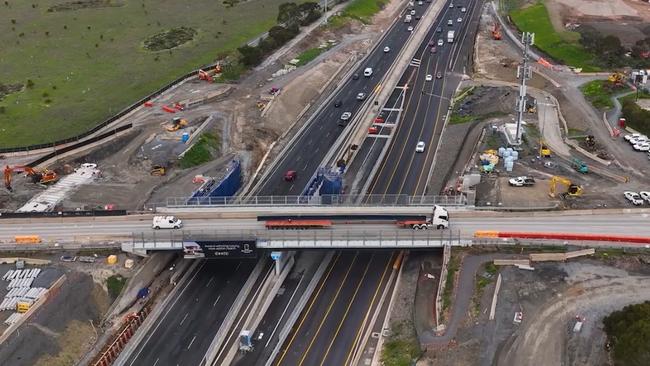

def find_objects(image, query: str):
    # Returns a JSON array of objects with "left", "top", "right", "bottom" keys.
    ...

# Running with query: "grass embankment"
[
  {"left": 620, "top": 91, "right": 650, "bottom": 136},
  {"left": 442, "top": 254, "right": 460, "bottom": 312},
  {"left": 296, "top": 44, "right": 333, "bottom": 66},
  {"left": 180, "top": 132, "right": 220, "bottom": 168},
  {"left": 106, "top": 275, "right": 127, "bottom": 299},
  {"left": 0, "top": 0, "right": 288, "bottom": 148},
  {"left": 343, "top": 0, "right": 389, "bottom": 23},
  {"left": 380, "top": 320, "right": 420, "bottom": 366},
  {"left": 580, "top": 79, "right": 630, "bottom": 110},
  {"left": 509, "top": 2, "right": 599, "bottom": 71},
  {"left": 473, "top": 262, "right": 498, "bottom": 315}
]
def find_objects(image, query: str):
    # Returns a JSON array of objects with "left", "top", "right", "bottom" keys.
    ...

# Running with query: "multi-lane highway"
[
  {"left": 254, "top": 0, "right": 437, "bottom": 196},
  {"left": 272, "top": 0, "right": 484, "bottom": 362}
]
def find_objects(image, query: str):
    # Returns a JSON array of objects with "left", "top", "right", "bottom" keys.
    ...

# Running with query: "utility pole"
[{"left": 514, "top": 32, "right": 534, "bottom": 146}]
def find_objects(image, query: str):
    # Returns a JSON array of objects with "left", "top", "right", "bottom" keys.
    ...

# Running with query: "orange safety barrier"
[
  {"left": 478, "top": 231, "right": 650, "bottom": 244},
  {"left": 14, "top": 235, "right": 41, "bottom": 244},
  {"left": 265, "top": 219, "right": 332, "bottom": 229},
  {"left": 474, "top": 230, "right": 499, "bottom": 238}
]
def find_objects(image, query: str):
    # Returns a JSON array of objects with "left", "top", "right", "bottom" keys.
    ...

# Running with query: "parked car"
[
  {"left": 640, "top": 191, "right": 650, "bottom": 203},
  {"left": 634, "top": 142, "right": 650, "bottom": 151},
  {"left": 415, "top": 141, "right": 426, "bottom": 153},
  {"left": 508, "top": 176, "right": 536, "bottom": 187},
  {"left": 624, "top": 191, "right": 644, "bottom": 205},
  {"left": 624, "top": 133, "right": 642, "bottom": 141}
]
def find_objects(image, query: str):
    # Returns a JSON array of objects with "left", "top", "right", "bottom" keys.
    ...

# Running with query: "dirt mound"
[
  {"left": 143, "top": 27, "right": 197, "bottom": 52},
  {"left": 456, "top": 86, "right": 517, "bottom": 119},
  {"left": 0, "top": 82, "right": 23, "bottom": 101},
  {"left": 47, "top": 0, "right": 124, "bottom": 13}
]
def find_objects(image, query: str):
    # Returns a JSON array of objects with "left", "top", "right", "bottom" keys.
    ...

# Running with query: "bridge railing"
[{"left": 162, "top": 194, "right": 467, "bottom": 208}]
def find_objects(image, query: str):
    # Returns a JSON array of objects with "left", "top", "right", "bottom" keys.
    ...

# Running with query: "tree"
[
  {"left": 277, "top": 2, "right": 300, "bottom": 25},
  {"left": 238, "top": 44, "right": 263, "bottom": 66},
  {"left": 603, "top": 302, "right": 650, "bottom": 366},
  {"left": 258, "top": 36, "right": 277, "bottom": 53},
  {"left": 268, "top": 25, "right": 297, "bottom": 44}
]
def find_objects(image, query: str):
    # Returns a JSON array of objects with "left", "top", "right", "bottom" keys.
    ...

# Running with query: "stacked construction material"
[{"left": 1, "top": 268, "right": 46, "bottom": 317}]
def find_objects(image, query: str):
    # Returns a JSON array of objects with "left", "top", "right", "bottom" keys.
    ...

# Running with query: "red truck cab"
[{"left": 284, "top": 170, "right": 297, "bottom": 181}]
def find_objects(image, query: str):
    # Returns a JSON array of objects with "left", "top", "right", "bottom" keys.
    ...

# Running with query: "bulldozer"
[
  {"left": 549, "top": 176, "right": 583, "bottom": 198},
  {"left": 572, "top": 158, "right": 588, "bottom": 174},
  {"left": 166, "top": 117, "right": 188, "bottom": 132},
  {"left": 492, "top": 23, "right": 502, "bottom": 40},
  {"left": 4, "top": 165, "right": 58, "bottom": 191},
  {"left": 150, "top": 165, "right": 166, "bottom": 176}
]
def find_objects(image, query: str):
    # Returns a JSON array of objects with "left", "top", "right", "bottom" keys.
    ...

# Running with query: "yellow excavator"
[
  {"left": 549, "top": 176, "right": 583, "bottom": 198},
  {"left": 166, "top": 117, "right": 188, "bottom": 132},
  {"left": 539, "top": 139, "right": 552, "bottom": 158},
  {"left": 608, "top": 72, "right": 625, "bottom": 86}
]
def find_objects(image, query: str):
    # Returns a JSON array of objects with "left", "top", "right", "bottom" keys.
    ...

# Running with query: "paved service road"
[{"left": 124, "top": 260, "right": 257, "bottom": 366}]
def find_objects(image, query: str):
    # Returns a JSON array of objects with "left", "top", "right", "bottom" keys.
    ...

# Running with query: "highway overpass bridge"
[{"left": 1, "top": 203, "right": 649, "bottom": 256}]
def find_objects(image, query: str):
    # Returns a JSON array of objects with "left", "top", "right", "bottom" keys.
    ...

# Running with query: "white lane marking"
[
  {"left": 265, "top": 273, "right": 306, "bottom": 348},
  {"left": 213, "top": 295, "right": 221, "bottom": 308},
  {"left": 205, "top": 276, "right": 214, "bottom": 287},
  {"left": 187, "top": 335, "right": 196, "bottom": 350},
  {"left": 180, "top": 313, "right": 189, "bottom": 326},
  {"left": 153, "top": 358, "right": 160, "bottom": 366}
]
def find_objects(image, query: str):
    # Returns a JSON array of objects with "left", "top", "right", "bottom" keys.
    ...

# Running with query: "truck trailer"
[{"left": 447, "top": 30, "right": 455, "bottom": 43}]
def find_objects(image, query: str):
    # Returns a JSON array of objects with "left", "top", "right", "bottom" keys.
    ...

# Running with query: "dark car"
[
  {"left": 415, "top": 15, "right": 422, "bottom": 20},
  {"left": 334, "top": 100, "right": 342, "bottom": 108},
  {"left": 284, "top": 170, "right": 297, "bottom": 182},
  {"left": 352, "top": 73, "right": 359, "bottom": 80},
  {"left": 436, "top": 27, "right": 442, "bottom": 33}
]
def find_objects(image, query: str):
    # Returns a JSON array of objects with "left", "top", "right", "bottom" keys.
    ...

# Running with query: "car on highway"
[
  {"left": 438, "top": 39, "right": 444, "bottom": 46},
  {"left": 436, "top": 27, "right": 442, "bottom": 33},
  {"left": 152, "top": 216, "right": 182, "bottom": 230},
  {"left": 425, "top": 74, "right": 433, "bottom": 81},
  {"left": 334, "top": 100, "right": 342, "bottom": 108},
  {"left": 640, "top": 191, "right": 650, "bottom": 203},
  {"left": 462, "top": 7, "right": 466, "bottom": 12},
  {"left": 436, "top": 71, "right": 442, "bottom": 78},
  {"left": 624, "top": 191, "right": 644, "bottom": 205},
  {"left": 352, "top": 73, "right": 359, "bottom": 80},
  {"left": 356, "top": 92, "right": 366, "bottom": 100},
  {"left": 415, "top": 15, "right": 422, "bottom": 20},
  {"left": 457, "top": 17, "right": 463, "bottom": 22},
  {"left": 340, "top": 112, "right": 352, "bottom": 121},
  {"left": 509, "top": 176, "right": 535, "bottom": 187},
  {"left": 384, "top": 46, "right": 390, "bottom": 53},
  {"left": 418, "top": 0, "right": 423, "bottom": 5},
  {"left": 364, "top": 67, "right": 373, "bottom": 76},
  {"left": 449, "top": 3, "right": 454, "bottom": 8},
  {"left": 284, "top": 170, "right": 297, "bottom": 182},
  {"left": 447, "top": 19, "right": 453, "bottom": 26},
  {"left": 415, "top": 141, "right": 426, "bottom": 153},
  {"left": 428, "top": 40, "right": 435, "bottom": 46},
  {"left": 368, "top": 126, "right": 379, "bottom": 134},
  {"left": 430, "top": 46, "right": 437, "bottom": 53},
  {"left": 407, "top": 26, "right": 414, "bottom": 32},
  {"left": 374, "top": 116, "right": 385, "bottom": 123},
  {"left": 410, "top": 9, "right": 416, "bottom": 15}
]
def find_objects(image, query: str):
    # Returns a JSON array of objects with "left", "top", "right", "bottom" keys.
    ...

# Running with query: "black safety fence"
[
  {"left": 26, "top": 124, "right": 133, "bottom": 167},
  {"left": 0, "top": 209, "right": 127, "bottom": 219}
]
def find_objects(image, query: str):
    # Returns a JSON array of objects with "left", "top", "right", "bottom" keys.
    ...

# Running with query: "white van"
[
  {"left": 152, "top": 216, "right": 183, "bottom": 229},
  {"left": 364, "top": 67, "right": 373, "bottom": 77}
]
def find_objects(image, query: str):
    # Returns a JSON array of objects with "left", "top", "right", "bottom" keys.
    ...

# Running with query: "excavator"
[
  {"left": 549, "top": 176, "right": 583, "bottom": 198},
  {"left": 197, "top": 63, "right": 223, "bottom": 83},
  {"left": 492, "top": 23, "right": 502, "bottom": 40},
  {"left": 4, "top": 165, "right": 58, "bottom": 191},
  {"left": 539, "top": 139, "right": 552, "bottom": 158},
  {"left": 166, "top": 117, "right": 188, "bottom": 132},
  {"left": 608, "top": 72, "right": 625, "bottom": 86}
]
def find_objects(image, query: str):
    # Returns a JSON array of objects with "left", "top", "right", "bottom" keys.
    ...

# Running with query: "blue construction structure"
[
  {"left": 187, "top": 160, "right": 241, "bottom": 204},
  {"left": 302, "top": 167, "right": 343, "bottom": 200}
]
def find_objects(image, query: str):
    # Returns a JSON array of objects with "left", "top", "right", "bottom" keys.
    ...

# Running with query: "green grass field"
[
  {"left": 343, "top": 0, "right": 388, "bottom": 24},
  {"left": 509, "top": 2, "right": 599, "bottom": 71},
  {"left": 0, "top": 0, "right": 290, "bottom": 148},
  {"left": 580, "top": 79, "right": 630, "bottom": 110}
]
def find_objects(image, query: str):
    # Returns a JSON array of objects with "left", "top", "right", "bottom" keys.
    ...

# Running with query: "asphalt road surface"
[
  {"left": 254, "top": 1, "right": 435, "bottom": 196},
  {"left": 124, "top": 260, "right": 257, "bottom": 366}
]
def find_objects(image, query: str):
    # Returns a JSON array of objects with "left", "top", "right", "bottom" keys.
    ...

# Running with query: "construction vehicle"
[
  {"left": 197, "top": 63, "right": 223, "bottom": 83},
  {"left": 4, "top": 165, "right": 58, "bottom": 191},
  {"left": 608, "top": 72, "right": 625, "bottom": 86},
  {"left": 549, "top": 176, "right": 583, "bottom": 198},
  {"left": 572, "top": 158, "right": 588, "bottom": 174},
  {"left": 585, "top": 135, "right": 596, "bottom": 148},
  {"left": 166, "top": 117, "right": 188, "bottom": 132},
  {"left": 150, "top": 165, "right": 166, "bottom": 176},
  {"left": 492, "top": 23, "right": 502, "bottom": 40},
  {"left": 539, "top": 141, "right": 552, "bottom": 158}
]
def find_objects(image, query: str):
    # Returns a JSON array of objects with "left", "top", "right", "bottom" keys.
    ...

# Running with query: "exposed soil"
[
  {"left": 0, "top": 82, "right": 23, "bottom": 101},
  {"left": 144, "top": 27, "right": 198, "bottom": 52},
  {"left": 47, "top": 0, "right": 124, "bottom": 13}
]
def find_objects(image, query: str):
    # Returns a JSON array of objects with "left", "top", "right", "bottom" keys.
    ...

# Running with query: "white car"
[
  {"left": 364, "top": 67, "right": 373, "bottom": 77},
  {"left": 410, "top": 9, "right": 416, "bottom": 15},
  {"left": 407, "top": 26, "right": 414, "bottom": 32},
  {"left": 624, "top": 191, "right": 644, "bottom": 206},
  {"left": 356, "top": 92, "right": 366, "bottom": 100},
  {"left": 457, "top": 17, "right": 463, "bottom": 22},
  {"left": 438, "top": 39, "right": 444, "bottom": 46},
  {"left": 415, "top": 141, "right": 426, "bottom": 153},
  {"left": 449, "top": 3, "right": 454, "bottom": 8},
  {"left": 425, "top": 74, "right": 433, "bottom": 81},
  {"left": 384, "top": 46, "right": 390, "bottom": 53},
  {"left": 625, "top": 133, "right": 642, "bottom": 141},
  {"left": 340, "top": 112, "right": 352, "bottom": 120},
  {"left": 629, "top": 136, "right": 648, "bottom": 145},
  {"left": 634, "top": 142, "right": 650, "bottom": 151},
  {"left": 461, "top": 7, "right": 466, "bottom": 12},
  {"left": 640, "top": 191, "right": 650, "bottom": 203}
]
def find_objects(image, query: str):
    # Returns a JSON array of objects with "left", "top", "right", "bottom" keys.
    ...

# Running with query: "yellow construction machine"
[
  {"left": 549, "top": 176, "right": 583, "bottom": 198},
  {"left": 539, "top": 140, "right": 552, "bottom": 158},
  {"left": 166, "top": 117, "right": 188, "bottom": 132},
  {"left": 608, "top": 72, "right": 625, "bottom": 86}
]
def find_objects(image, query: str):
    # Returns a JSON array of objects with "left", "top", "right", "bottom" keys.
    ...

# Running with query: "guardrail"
[{"left": 163, "top": 194, "right": 467, "bottom": 207}]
